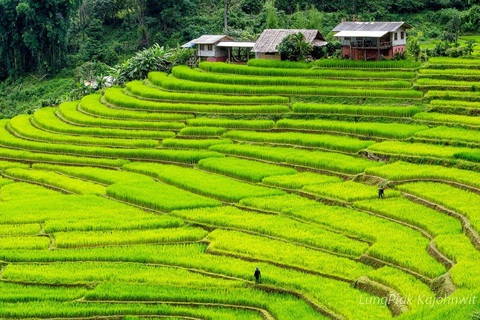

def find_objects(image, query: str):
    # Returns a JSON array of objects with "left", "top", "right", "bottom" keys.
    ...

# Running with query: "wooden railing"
[{"left": 351, "top": 41, "right": 392, "bottom": 48}]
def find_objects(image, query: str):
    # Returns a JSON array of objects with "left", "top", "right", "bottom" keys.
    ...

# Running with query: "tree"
[
  {"left": 277, "top": 32, "right": 313, "bottom": 61},
  {"left": 444, "top": 12, "right": 463, "bottom": 45},
  {"left": 265, "top": 0, "right": 279, "bottom": 28},
  {"left": 407, "top": 37, "right": 421, "bottom": 61},
  {"left": 466, "top": 39, "right": 476, "bottom": 55}
]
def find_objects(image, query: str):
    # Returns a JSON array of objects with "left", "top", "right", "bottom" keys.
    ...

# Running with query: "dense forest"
[{"left": 0, "top": 0, "right": 479, "bottom": 117}]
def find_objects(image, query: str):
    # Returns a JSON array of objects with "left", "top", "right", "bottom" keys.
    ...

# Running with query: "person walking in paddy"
[
  {"left": 378, "top": 187, "right": 386, "bottom": 199},
  {"left": 254, "top": 267, "right": 261, "bottom": 284}
]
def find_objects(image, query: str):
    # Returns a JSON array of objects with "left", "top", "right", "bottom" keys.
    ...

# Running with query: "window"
[
  {"left": 265, "top": 52, "right": 276, "bottom": 55},
  {"left": 401, "top": 32, "right": 405, "bottom": 40},
  {"left": 207, "top": 44, "right": 213, "bottom": 51},
  {"left": 344, "top": 37, "right": 351, "bottom": 41},
  {"left": 199, "top": 44, "right": 204, "bottom": 50},
  {"left": 394, "top": 33, "right": 398, "bottom": 41}
]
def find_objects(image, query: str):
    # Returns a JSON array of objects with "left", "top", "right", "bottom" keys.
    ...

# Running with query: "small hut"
[
  {"left": 251, "top": 29, "right": 328, "bottom": 60},
  {"left": 182, "top": 35, "right": 255, "bottom": 63},
  {"left": 332, "top": 21, "right": 412, "bottom": 61}
]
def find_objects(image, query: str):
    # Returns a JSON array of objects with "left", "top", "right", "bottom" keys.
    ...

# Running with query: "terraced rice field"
[{"left": 0, "top": 58, "right": 480, "bottom": 320}]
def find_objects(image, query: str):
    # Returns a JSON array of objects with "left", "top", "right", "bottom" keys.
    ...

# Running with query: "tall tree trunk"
[{"left": 224, "top": 1, "right": 228, "bottom": 30}]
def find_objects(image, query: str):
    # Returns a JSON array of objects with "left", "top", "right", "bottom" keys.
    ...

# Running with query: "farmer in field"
[
  {"left": 254, "top": 267, "right": 261, "bottom": 284},
  {"left": 378, "top": 187, "right": 386, "bottom": 199}
]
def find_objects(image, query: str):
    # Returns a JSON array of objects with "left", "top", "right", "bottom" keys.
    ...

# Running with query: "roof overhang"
[
  {"left": 334, "top": 31, "right": 389, "bottom": 38},
  {"left": 217, "top": 41, "right": 256, "bottom": 48}
]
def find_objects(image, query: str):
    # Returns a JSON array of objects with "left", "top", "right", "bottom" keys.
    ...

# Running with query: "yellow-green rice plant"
[
  {"left": 261, "top": 172, "right": 342, "bottom": 189},
  {"left": 276, "top": 119, "right": 429, "bottom": 139},
  {"left": 60, "top": 99, "right": 185, "bottom": 130},
  {"left": 210, "top": 144, "right": 383, "bottom": 174},
  {"left": 5, "top": 168, "right": 106, "bottom": 195},
  {"left": 34, "top": 105, "right": 175, "bottom": 139},
  {"left": 187, "top": 118, "right": 275, "bottom": 129},
  {"left": 293, "top": 103, "right": 421, "bottom": 117},
  {"left": 303, "top": 180, "right": 400, "bottom": 202},
  {"left": 223, "top": 130, "right": 376, "bottom": 153},
  {"left": 123, "top": 162, "right": 285, "bottom": 201},
  {"left": 207, "top": 229, "right": 372, "bottom": 280},
  {"left": 178, "top": 126, "right": 227, "bottom": 137},
  {"left": 365, "top": 161, "right": 480, "bottom": 189},
  {"left": 0, "top": 235, "right": 49, "bottom": 250},
  {"left": 108, "top": 86, "right": 290, "bottom": 114},
  {"left": 172, "top": 206, "right": 368, "bottom": 256},
  {"left": 198, "top": 157, "right": 297, "bottom": 182},
  {"left": 9, "top": 115, "right": 159, "bottom": 148},
  {"left": 80, "top": 94, "right": 194, "bottom": 121},
  {"left": 54, "top": 226, "right": 208, "bottom": 248},
  {"left": 397, "top": 181, "right": 480, "bottom": 232},
  {"left": 173, "top": 66, "right": 412, "bottom": 89},
  {"left": 106, "top": 181, "right": 222, "bottom": 212},
  {"left": 130, "top": 78, "right": 289, "bottom": 104},
  {"left": 354, "top": 197, "right": 462, "bottom": 236},
  {"left": 162, "top": 138, "right": 233, "bottom": 149},
  {"left": 0, "top": 223, "right": 40, "bottom": 236},
  {"left": 32, "top": 163, "right": 153, "bottom": 185}
]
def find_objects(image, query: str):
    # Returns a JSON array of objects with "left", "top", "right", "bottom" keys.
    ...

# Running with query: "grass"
[
  {"left": 429, "top": 57, "right": 480, "bottom": 67},
  {"left": 174, "top": 66, "right": 413, "bottom": 89},
  {"left": 397, "top": 181, "right": 480, "bottom": 232},
  {"left": 150, "top": 72, "right": 423, "bottom": 98},
  {"left": 292, "top": 103, "right": 421, "bottom": 117},
  {"left": 1, "top": 182, "right": 61, "bottom": 201},
  {"left": 5, "top": 168, "right": 106, "bottom": 195},
  {"left": 106, "top": 181, "right": 222, "bottom": 212},
  {"left": 210, "top": 143, "right": 383, "bottom": 174},
  {"left": 223, "top": 130, "right": 376, "bottom": 153},
  {"left": 430, "top": 99, "right": 480, "bottom": 111},
  {"left": 303, "top": 180, "right": 400, "bottom": 201},
  {"left": 200, "top": 61, "right": 416, "bottom": 79},
  {"left": 354, "top": 197, "right": 462, "bottom": 236},
  {"left": 34, "top": 104, "right": 175, "bottom": 139},
  {"left": 80, "top": 94, "right": 194, "bottom": 121},
  {"left": 262, "top": 172, "right": 342, "bottom": 189},
  {"left": 54, "top": 226, "right": 207, "bottom": 248},
  {"left": 0, "top": 282, "right": 86, "bottom": 302},
  {"left": 172, "top": 206, "right": 368, "bottom": 256},
  {"left": 162, "top": 138, "right": 233, "bottom": 149},
  {"left": 108, "top": 86, "right": 290, "bottom": 114},
  {"left": 123, "top": 162, "right": 285, "bottom": 202},
  {"left": 198, "top": 157, "right": 297, "bottom": 182},
  {"left": 277, "top": 119, "right": 429, "bottom": 139}
]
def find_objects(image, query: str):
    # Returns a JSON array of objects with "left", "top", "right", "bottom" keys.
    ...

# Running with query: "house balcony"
[{"left": 350, "top": 41, "right": 392, "bottom": 49}]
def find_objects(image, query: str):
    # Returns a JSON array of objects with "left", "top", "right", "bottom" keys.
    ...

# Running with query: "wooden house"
[
  {"left": 251, "top": 29, "right": 328, "bottom": 60},
  {"left": 181, "top": 35, "right": 255, "bottom": 62},
  {"left": 332, "top": 21, "right": 412, "bottom": 61}
]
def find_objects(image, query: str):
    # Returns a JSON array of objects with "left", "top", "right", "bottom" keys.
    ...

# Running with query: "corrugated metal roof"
[
  {"left": 181, "top": 35, "right": 235, "bottom": 48},
  {"left": 252, "top": 29, "right": 327, "bottom": 53},
  {"left": 334, "top": 30, "right": 389, "bottom": 38},
  {"left": 332, "top": 22, "right": 412, "bottom": 33},
  {"left": 217, "top": 41, "right": 256, "bottom": 48}
]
